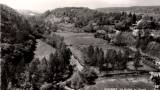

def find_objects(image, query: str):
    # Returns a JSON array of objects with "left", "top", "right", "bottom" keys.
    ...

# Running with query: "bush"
[
  {"left": 112, "top": 32, "right": 136, "bottom": 46},
  {"left": 115, "top": 20, "right": 130, "bottom": 31},
  {"left": 81, "top": 67, "right": 98, "bottom": 85}
]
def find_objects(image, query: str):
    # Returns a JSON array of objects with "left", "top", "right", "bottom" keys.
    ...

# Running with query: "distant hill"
[
  {"left": 1, "top": 4, "right": 34, "bottom": 43},
  {"left": 41, "top": 7, "right": 108, "bottom": 31},
  {"left": 17, "top": 9, "right": 40, "bottom": 16},
  {"left": 1, "top": 4, "right": 36, "bottom": 63},
  {"left": 97, "top": 6, "right": 160, "bottom": 14},
  {"left": 43, "top": 7, "right": 101, "bottom": 22},
  {"left": 50, "top": 7, "right": 97, "bottom": 17}
]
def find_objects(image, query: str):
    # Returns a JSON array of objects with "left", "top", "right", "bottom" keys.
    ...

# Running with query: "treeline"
[
  {"left": 43, "top": 7, "right": 141, "bottom": 32},
  {"left": 21, "top": 7, "right": 160, "bottom": 36},
  {"left": 28, "top": 7, "right": 160, "bottom": 34},
  {"left": 13, "top": 32, "right": 73, "bottom": 89},
  {"left": 1, "top": 4, "right": 36, "bottom": 90},
  {"left": 97, "top": 6, "right": 160, "bottom": 14},
  {"left": 44, "top": 33, "right": 64, "bottom": 48},
  {"left": 81, "top": 46, "right": 130, "bottom": 72},
  {"left": 27, "top": 15, "right": 57, "bottom": 38},
  {"left": 29, "top": 42, "right": 73, "bottom": 89}
]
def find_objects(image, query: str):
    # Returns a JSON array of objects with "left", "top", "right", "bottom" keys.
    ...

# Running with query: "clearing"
[{"left": 34, "top": 39, "right": 56, "bottom": 61}]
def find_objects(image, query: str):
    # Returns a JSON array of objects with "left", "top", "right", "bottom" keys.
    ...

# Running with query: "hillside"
[
  {"left": 17, "top": 9, "right": 40, "bottom": 16},
  {"left": 1, "top": 4, "right": 36, "bottom": 89},
  {"left": 1, "top": 4, "right": 35, "bottom": 44},
  {"left": 97, "top": 6, "right": 160, "bottom": 14},
  {"left": 43, "top": 7, "right": 107, "bottom": 29}
]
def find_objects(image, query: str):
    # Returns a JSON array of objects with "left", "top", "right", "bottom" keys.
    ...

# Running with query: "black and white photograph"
[{"left": 1, "top": 0, "right": 160, "bottom": 90}]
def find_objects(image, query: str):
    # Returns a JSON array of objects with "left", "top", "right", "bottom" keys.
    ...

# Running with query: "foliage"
[
  {"left": 97, "top": 6, "right": 160, "bottom": 14},
  {"left": 82, "top": 45, "right": 129, "bottom": 71},
  {"left": 105, "top": 49, "right": 129, "bottom": 70},
  {"left": 112, "top": 32, "right": 137, "bottom": 46},
  {"left": 145, "top": 41, "right": 160, "bottom": 59},
  {"left": 43, "top": 8, "right": 140, "bottom": 33},
  {"left": 49, "top": 45, "right": 72, "bottom": 83},
  {"left": 82, "top": 46, "right": 104, "bottom": 66},
  {"left": 45, "top": 33, "right": 64, "bottom": 48},
  {"left": 115, "top": 20, "right": 130, "bottom": 31},
  {"left": 80, "top": 67, "right": 98, "bottom": 85},
  {"left": 1, "top": 4, "right": 36, "bottom": 90},
  {"left": 67, "top": 67, "right": 98, "bottom": 89}
]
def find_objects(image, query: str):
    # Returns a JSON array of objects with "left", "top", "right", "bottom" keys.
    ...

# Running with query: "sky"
[{"left": 1, "top": 0, "right": 160, "bottom": 12}]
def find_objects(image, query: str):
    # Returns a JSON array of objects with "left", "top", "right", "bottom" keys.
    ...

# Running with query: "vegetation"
[
  {"left": 1, "top": 4, "right": 160, "bottom": 90},
  {"left": 1, "top": 4, "right": 36, "bottom": 89},
  {"left": 66, "top": 67, "right": 98, "bottom": 89},
  {"left": 82, "top": 45, "right": 129, "bottom": 71},
  {"left": 97, "top": 6, "right": 160, "bottom": 14}
]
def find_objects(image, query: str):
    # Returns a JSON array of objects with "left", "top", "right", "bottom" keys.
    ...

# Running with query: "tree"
[
  {"left": 87, "top": 45, "right": 94, "bottom": 59},
  {"left": 105, "top": 49, "right": 117, "bottom": 70},
  {"left": 116, "top": 50, "right": 129, "bottom": 70},
  {"left": 29, "top": 58, "right": 40, "bottom": 74},
  {"left": 128, "top": 12, "right": 132, "bottom": 18},
  {"left": 132, "top": 13, "right": 137, "bottom": 24},
  {"left": 134, "top": 50, "right": 141, "bottom": 71},
  {"left": 29, "top": 58, "right": 40, "bottom": 89},
  {"left": 49, "top": 46, "right": 72, "bottom": 83},
  {"left": 40, "top": 57, "right": 48, "bottom": 73},
  {"left": 96, "top": 48, "right": 104, "bottom": 68},
  {"left": 83, "top": 45, "right": 95, "bottom": 66},
  {"left": 80, "top": 67, "right": 98, "bottom": 85},
  {"left": 115, "top": 20, "right": 130, "bottom": 31}
]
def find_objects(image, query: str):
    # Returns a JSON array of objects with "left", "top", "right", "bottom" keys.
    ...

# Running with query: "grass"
[
  {"left": 56, "top": 32, "right": 124, "bottom": 64},
  {"left": 34, "top": 39, "right": 56, "bottom": 61},
  {"left": 56, "top": 32, "right": 123, "bottom": 51},
  {"left": 56, "top": 32, "right": 107, "bottom": 46},
  {"left": 80, "top": 76, "right": 154, "bottom": 90}
]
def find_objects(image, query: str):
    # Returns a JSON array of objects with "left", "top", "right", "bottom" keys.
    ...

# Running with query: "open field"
[
  {"left": 56, "top": 32, "right": 108, "bottom": 46},
  {"left": 56, "top": 32, "right": 123, "bottom": 53},
  {"left": 56, "top": 32, "right": 124, "bottom": 65},
  {"left": 34, "top": 39, "right": 56, "bottom": 61},
  {"left": 81, "top": 76, "right": 154, "bottom": 90}
]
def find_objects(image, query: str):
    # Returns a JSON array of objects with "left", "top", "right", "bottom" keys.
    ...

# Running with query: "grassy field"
[
  {"left": 34, "top": 39, "right": 56, "bottom": 61},
  {"left": 56, "top": 32, "right": 123, "bottom": 64},
  {"left": 56, "top": 32, "right": 123, "bottom": 53},
  {"left": 81, "top": 76, "right": 154, "bottom": 90},
  {"left": 56, "top": 32, "right": 107, "bottom": 46}
]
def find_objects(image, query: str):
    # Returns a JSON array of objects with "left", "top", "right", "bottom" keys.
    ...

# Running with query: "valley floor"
[
  {"left": 81, "top": 76, "right": 154, "bottom": 90},
  {"left": 34, "top": 32, "right": 156, "bottom": 90}
]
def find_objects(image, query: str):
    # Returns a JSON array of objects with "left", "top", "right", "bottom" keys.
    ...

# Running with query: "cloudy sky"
[{"left": 1, "top": 0, "right": 160, "bottom": 12}]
